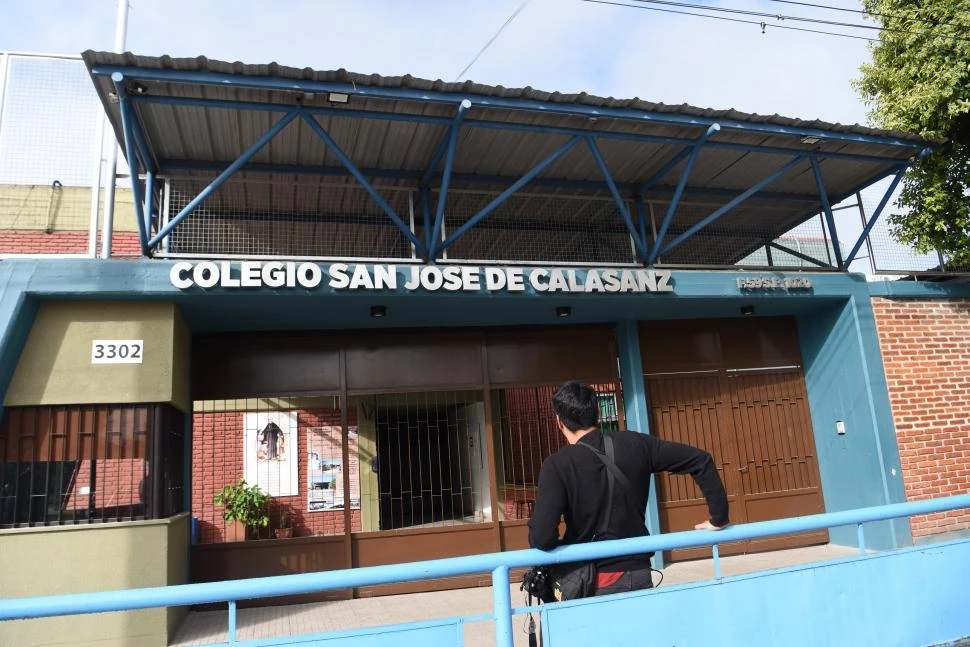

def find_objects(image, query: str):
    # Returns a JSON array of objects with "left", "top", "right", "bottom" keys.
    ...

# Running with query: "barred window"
[{"left": 0, "top": 404, "right": 185, "bottom": 528}]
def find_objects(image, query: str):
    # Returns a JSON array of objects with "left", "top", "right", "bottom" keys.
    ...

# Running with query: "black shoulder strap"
[{"left": 578, "top": 434, "right": 633, "bottom": 538}]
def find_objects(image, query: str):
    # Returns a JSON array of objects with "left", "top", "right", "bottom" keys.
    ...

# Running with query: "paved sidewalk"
[{"left": 170, "top": 544, "right": 860, "bottom": 647}]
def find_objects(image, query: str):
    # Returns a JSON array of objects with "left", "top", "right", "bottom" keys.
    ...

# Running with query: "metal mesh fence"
[
  {"left": 860, "top": 178, "right": 944, "bottom": 275},
  {"left": 165, "top": 176, "right": 416, "bottom": 260},
  {"left": 0, "top": 52, "right": 133, "bottom": 256},
  {"left": 439, "top": 191, "right": 638, "bottom": 265}
]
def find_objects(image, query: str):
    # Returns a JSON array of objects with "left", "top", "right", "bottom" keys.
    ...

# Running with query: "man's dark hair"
[{"left": 552, "top": 381, "right": 599, "bottom": 432}]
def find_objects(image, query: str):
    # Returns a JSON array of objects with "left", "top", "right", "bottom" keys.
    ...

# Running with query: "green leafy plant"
[{"left": 213, "top": 479, "right": 270, "bottom": 535}]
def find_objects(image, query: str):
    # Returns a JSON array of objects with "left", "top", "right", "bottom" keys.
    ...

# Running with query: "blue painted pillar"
[{"left": 615, "top": 320, "right": 664, "bottom": 568}]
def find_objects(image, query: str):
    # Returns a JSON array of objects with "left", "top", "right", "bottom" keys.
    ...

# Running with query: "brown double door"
[{"left": 640, "top": 317, "right": 827, "bottom": 561}]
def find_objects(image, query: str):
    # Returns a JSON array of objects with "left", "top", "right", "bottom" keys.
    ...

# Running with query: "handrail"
[{"left": 2, "top": 493, "right": 969, "bottom": 646}]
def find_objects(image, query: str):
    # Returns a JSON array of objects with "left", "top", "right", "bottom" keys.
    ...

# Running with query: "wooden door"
[
  {"left": 641, "top": 317, "right": 827, "bottom": 561},
  {"left": 725, "top": 367, "right": 826, "bottom": 551}
]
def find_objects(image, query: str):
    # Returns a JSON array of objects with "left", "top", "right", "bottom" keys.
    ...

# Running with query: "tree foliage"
[{"left": 855, "top": 1, "right": 970, "bottom": 265}]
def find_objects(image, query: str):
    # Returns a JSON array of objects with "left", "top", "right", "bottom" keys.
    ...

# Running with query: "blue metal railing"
[{"left": 2, "top": 493, "right": 969, "bottom": 647}]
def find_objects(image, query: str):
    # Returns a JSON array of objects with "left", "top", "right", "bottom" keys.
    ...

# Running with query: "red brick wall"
[
  {"left": 872, "top": 298, "right": 970, "bottom": 539},
  {"left": 0, "top": 230, "right": 142, "bottom": 256},
  {"left": 192, "top": 408, "right": 360, "bottom": 544},
  {"left": 64, "top": 459, "right": 146, "bottom": 511}
]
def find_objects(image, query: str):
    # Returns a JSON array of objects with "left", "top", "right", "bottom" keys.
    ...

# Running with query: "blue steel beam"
[
  {"left": 811, "top": 157, "right": 844, "bottom": 269},
  {"left": 144, "top": 171, "right": 154, "bottom": 241},
  {"left": 420, "top": 186, "right": 432, "bottom": 254},
  {"left": 437, "top": 135, "right": 583, "bottom": 253},
  {"left": 428, "top": 100, "right": 471, "bottom": 258},
  {"left": 844, "top": 166, "right": 907, "bottom": 267},
  {"left": 423, "top": 101, "right": 471, "bottom": 186},
  {"left": 640, "top": 147, "right": 692, "bottom": 193},
  {"left": 587, "top": 136, "right": 648, "bottom": 258},
  {"left": 148, "top": 110, "right": 299, "bottom": 249},
  {"left": 130, "top": 92, "right": 914, "bottom": 166},
  {"left": 844, "top": 147, "right": 932, "bottom": 266},
  {"left": 158, "top": 159, "right": 825, "bottom": 203},
  {"left": 659, "top": 155, "right": 806, "bottom": 257},
  {"left": 302, "top": 113, "right": 426, "bottom": 256},
  {"left": 111, "top": 74, "right": 150, "bottom": 255},
  {"left": 90, "top": 65, "right": 927, "bottom": 149},
  {"left": 769, "top": 241, "right": 831, "bottom": 268},
  {"left": 635, "top": 197, "right": 649, "bottom": 252},
  {"left": 649, "top": 124, "right": 720, "bottom": 264}
]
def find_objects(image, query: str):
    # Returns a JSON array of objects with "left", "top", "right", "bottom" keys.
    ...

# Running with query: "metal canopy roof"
[{"left": 81, "top": 50, "right": 933, "bottom": 267}]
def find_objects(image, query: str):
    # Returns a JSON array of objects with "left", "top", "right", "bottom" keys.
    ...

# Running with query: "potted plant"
[
  {"left": 275, "top": 508, "right": 293, "bottom": 539},
  {"left": 213, "top": 479, "right": 270, "bottom": 541}
]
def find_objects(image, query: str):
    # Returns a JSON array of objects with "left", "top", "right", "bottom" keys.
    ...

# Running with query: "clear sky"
[{"left": 1, "top": 0, "right": 878, "bottom": 126}]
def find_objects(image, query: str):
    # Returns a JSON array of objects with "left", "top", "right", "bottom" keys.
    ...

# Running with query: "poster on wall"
[
  {"left": 307, "top": 425, "right": 360, "bottom": 512},
  {"left": 244, "top": 411, "right": 299, "bottom": 497}
]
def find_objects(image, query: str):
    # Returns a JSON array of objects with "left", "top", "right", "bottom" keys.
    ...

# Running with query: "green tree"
[{"left": 855, "top": 1, "right": 970, "bottom": 265}]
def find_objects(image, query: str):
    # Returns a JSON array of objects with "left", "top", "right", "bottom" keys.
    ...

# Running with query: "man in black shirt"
[{"left": 528, "top": 381, "right": 730, "bottom": 597}]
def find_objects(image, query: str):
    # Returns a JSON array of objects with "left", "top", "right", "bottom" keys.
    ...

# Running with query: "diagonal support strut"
[
  {"left": 303, "top": 113, "right": 426, "bottom": 257},
  {"left": 811, "top": 157, "right": 843, "bottom": 269},
  {"left": 148, "top": 110, "right": 299, "bottom": 250},
  {"left": 586, "top": 136, "right": 649, "bottom": 259},
  {"left": 659, "top": 155, "right": 806, "bottom": 258},
  {"left": 437, "top": 135, "right": 582, "bottom": 253},
  {"left": 428, "top": 100, "right": 472, "bottom": 259},
  {"left": 648, "top": 124, "right": 721, "bottom": 264}
]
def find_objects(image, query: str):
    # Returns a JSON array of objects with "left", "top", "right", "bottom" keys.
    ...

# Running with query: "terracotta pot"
[
  {"left": 225, "top": 519, "right": 246, "bottom": 542},
  {"left": 274, "top": 527, "right": 293, "bottom": 539}
]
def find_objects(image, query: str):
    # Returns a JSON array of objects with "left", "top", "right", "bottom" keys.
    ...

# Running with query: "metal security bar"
[
  {"left": 3, "top": 494, "right": 969, "bottom": 647},
  {"left": 493, "top": 383, "right": 622, "bottom": 522},
  {"left": 0, "top": 404, "right": 183, "bottom": 527},
  {"left": 352, "top": 391, "right": 491, "bottom": 531},
  {"left": 192, "top": 396, "right": 347, "bottom": 543}
]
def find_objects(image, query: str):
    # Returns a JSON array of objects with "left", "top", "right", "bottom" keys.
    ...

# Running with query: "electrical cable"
[
  {"left": 454, "top": 0, "right": 533, "bottom": 82},
  {"left": 584, "top": 0, "right": 876, "bottom": 41},
  {"left": 622, "top": 0, "right": 970, "bottom": 43}
]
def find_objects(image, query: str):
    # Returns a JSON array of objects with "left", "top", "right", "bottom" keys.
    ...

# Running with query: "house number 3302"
[{"left": 91, "top": 340, "right": 144, "bottom": 364}]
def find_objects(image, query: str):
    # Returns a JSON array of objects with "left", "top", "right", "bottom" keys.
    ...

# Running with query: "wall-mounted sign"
[
  {"left": 91, "top": 340, "right": 144, "bottom": 364},
  {"left": 736, "top": 276, "right": 813, "bottom": 291},
  {"left": 169, "top": 261, "right": 674, "bottom": 294}
]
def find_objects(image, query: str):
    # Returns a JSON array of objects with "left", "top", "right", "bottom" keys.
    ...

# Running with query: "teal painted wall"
[
  {"left": 0, "top": 259, "right": 950, "bottom": 553},
  {"left": 797, "top": 289, "right": 909, "bottom": 549}
]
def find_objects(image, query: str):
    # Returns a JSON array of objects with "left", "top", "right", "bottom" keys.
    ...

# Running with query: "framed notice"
[
  {"left": 244, "top": 411, "right": 298, "bottom": 497},
  {"left": 307, "top": 425, "right": 360, "bottom": 512}
]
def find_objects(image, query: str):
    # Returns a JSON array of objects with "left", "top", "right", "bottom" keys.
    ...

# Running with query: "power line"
[
  {"left": 768, "top": 0, "right": 958, "bottom": 26},
  {"left": 622, "top": 0, "right": 970, "bottom": 43},
  {"left": 454, "top": 0, "right": 533, "bottom": 82},
  {"left": 584, "top": 0, "right": 876, "bottom": 42}
]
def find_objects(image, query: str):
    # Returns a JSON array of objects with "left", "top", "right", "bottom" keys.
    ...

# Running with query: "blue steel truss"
[{"left": 97, "top": 67, "right": 933, "bottom": 266}]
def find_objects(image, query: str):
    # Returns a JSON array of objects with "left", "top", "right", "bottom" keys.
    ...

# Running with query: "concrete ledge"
[{"left": 0, "top": 513, "right": 190, "bottom": 647}]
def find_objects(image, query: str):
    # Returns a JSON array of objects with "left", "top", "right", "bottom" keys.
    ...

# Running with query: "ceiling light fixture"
[
  {"left": 370, "top": 305, "right": 387, "bottom": 318},
  {"left": 556, "top": 306, "right": 572, "bottom": 318},
  {"left": 801, "top": 136, "right": 822, "bottom": 145},
  {"left": 327, "top": 92, "right": 350, "bottom": 104},
  {"left": 740, "top": 305, "right": 755, "bottom": 316}
]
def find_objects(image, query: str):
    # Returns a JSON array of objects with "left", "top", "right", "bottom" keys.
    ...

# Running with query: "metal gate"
[{"left": 641, "top": 317, "right": 827, "bottom": 560}]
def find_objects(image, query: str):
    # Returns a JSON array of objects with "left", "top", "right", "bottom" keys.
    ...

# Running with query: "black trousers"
[{"left": 593, "top": 567, "right": 655, "bottom": 596}]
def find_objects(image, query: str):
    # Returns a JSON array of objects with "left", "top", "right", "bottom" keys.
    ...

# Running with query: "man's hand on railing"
[{"left": 694, "top": 519, "right": 725, "bottom": 531}]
